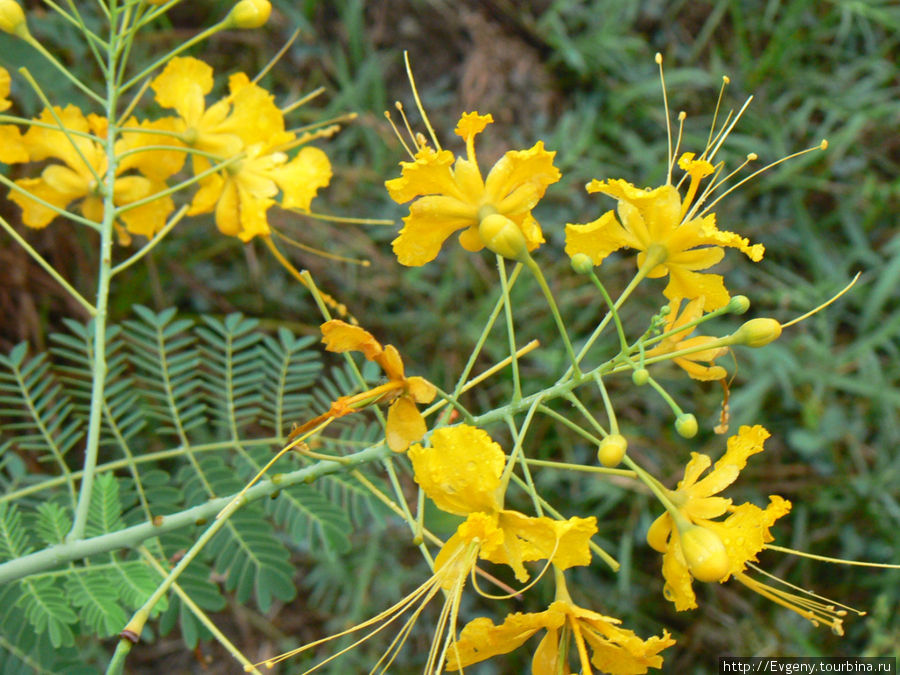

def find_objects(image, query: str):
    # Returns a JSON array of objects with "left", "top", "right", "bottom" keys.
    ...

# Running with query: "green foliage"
[{"left": 0, "top": 307, "right": 374, "bottom": 668}]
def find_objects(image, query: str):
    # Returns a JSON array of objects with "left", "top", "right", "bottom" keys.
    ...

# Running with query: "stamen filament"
[
  {"left": 383, "top": 110, "right": 415, "bottom": 159},
  {"left": 404, "top": 50, "right": 441, "bottom": 151}
]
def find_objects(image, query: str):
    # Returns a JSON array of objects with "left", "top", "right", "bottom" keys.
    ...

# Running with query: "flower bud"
[
  {"left": 570, "top": 252, "right": 594, "bottom": 275},
  {"left": 726, "top": 295, "right": 750, "bottom": 315},
  {"left": 597, "top": 433, "right": 627, "bottom": 467},
  {"left": 226, "top": 0, "right": 271, "bottom": 29},
  {"left": 0, "top": 0, "right": 29, "bottom": 38},
  {"left": 478, "top": 213, "right": 528, "bottom": 261},
  {"left": 675, "top": 413, "right": 697, "bottom": 439},
  {"left": 730, "top": 318, "right": 782, "bottom": 348},
  {"left": 679, "top": 525, "right": 730, "bottom": 583},
  {"left": 631, "top": 368, "right": 649, "bottom": 386}
]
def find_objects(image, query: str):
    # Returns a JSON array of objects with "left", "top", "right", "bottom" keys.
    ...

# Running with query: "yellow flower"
[
  {"left": 646, "top": 297, "right": 728, "bottom": 381},
  {"left": 9, "top": 105, "right": 173, "bottom": 235},
  {"left": 386, "top": 112, "right": 561, "bottom": 265},
  {"left": 409, "top": 425, "right": 596, "bottom": 581},
  {"left": 151, "top": 57, "right": 332, "bottom": 240},
  {"left": 319, "top": 320, "right": 436, "bottom": 452},
  {"left": 188, "top": 142, "right": 331, "bottom": 241},
  {"left": 566, "top": 153, "right": 764, "bottom": 310},
  {"left": 150, "top": 57, "right": 291, "bottom": 161},
  {"left": 447, "top": 573, "right": 675, "bottom": 674},
  {"left": 646, "top": 425, "right": 803, "bottom": 611}
]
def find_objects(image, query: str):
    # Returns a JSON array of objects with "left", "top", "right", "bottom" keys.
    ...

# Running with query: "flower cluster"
[{"left": 0, "top": 56, "right": 332, "bottom": 244}]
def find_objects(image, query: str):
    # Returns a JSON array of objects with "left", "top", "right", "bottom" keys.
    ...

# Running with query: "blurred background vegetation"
[{"left": 1, "top": 0, "right": 898, "bottom": 672}]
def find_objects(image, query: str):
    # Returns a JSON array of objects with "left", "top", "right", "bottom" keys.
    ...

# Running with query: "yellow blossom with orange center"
[
  {"left": 386, "top": 112, "right": 561, "bottom": 265},
  {"left": 447, "top": 570, "right": 674, "bottom": 675},
  {"left": 409, "top": 425, "right": 596, "bottom": 581},
  {"left": 319, "top": 319, "right": 436, "bottom": 452},
  {"left": 566, "top": 153, "right": 764, "bottom": 310},
  {"left": 646, "top": 425, "right": 791, "bottom": 610},
  {"left": 9, "top": 105, "right": 174, "bottom": 235}
]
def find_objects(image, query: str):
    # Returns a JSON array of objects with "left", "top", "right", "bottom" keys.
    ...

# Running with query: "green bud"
[
  {"left": 675, "top": 413, "right": 698, "bottom": 439},
  {"left": 570, "top": 252, "right": 594, "bottom": 275},
  {"left": 632, "top": 368, "right": 649, "bottom": 386},
  {"left": 727, "top": 295, "right": 750, "bottom": 315}
]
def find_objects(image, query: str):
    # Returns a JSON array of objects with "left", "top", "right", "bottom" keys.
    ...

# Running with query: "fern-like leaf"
[
  {"left": 124, "top": 306, "right": 206, "bottom": 445},
  {"left": 0, "top": 343, "right": 83, "bottom": 474},
  {"left": 64, "top": 569, "right": 128, "bottom": 637},
  {"left": 32, "top": 502, "right": 72, "bottom": 547},
  {"left": 259, "top": 328, "right": 321, "bottom": 437},
  {"left": 197, "top": 313, "right": 265, "bottom": 436}
]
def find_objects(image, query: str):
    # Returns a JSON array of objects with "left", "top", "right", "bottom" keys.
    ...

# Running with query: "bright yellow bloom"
[
  {"left": 188, "top": 142, "right": 331, "bottom": 241},
  {"left": 409, "top": 425, "right": 596, "bottom": 581},
  {"left": 646, "top": 425, "right": 791, "bottom": 609},
  {"left": 319, "top": 320, "right": 436, "bottom": 452},
  {"left": 151, "top": 57, "right": 332, "bottom": 240},
  {"left": 566, "top": 153, "right": 764, "bottom": 310},
  {"left": 646, "top": 297, "right": 727, "bottom": 381},
  {"left": 447, "top": 574, "right": 674, "bottom": 674},
  {"left": 150, "top": 57, "right": 291, "bottom": 161},
  {"left": 9, "top": 106, "right": 173, "bottom": 235},
  {"left": 386, "top": 112, "right": 561, "bottom": 265}
]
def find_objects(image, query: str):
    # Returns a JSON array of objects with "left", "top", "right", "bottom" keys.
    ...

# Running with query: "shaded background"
[{"left": 1, "top": 0, "right": 898, "bottom": 672}]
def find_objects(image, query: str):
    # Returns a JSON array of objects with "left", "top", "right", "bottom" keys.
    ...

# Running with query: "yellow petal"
[
  {"left": 150, "top": 56, "right": 213, "bottom": 123},
  {"left": 583, "top": 618, "right": 675, "bottom": 675},
  {"left": 320, "top": 320, "right": 383, "bottom": 361},
  {"left": 212, "top": 179, "right": 241, "bottom": 236},
  {"left": 0, "top": 66, "right": 10, "bottom": 111},
  {"left": 446, "top": 610, "right": 558, "bottom": 670},
  {"left": 646, "top": 513, "right": 672, "bottom": 553},
  {"left": 405, "top": 376, "right": 436, "bottom": 404},
  {"left": 486, "top": 512, "right": 596, "bottom": 581},
  {"left": 119, "top": 184, "right": 174, "bottom": 238},
  {"left": 705, "top": 495, "right": 791, "bottom": 578},
  {"left": 218, "top": 72, "right": 293, "bottom": 148},
  {"left": 376, "top": 343, "right": 405, "bottom": 382},
  {"left": 116, "top": 116, "right": 186, "bottom": 180},
  {"left": 385, "top": 146, "right": 462, "bottom": 204},
  {"left": 690, "top": 425, "right": 769, "bottom": 497},
  {"left": 453, "top": 111, "right": 493, "bottom": 143},
  {"left": 531, "top": 628, "right": 562, "bottom": 675},
  {"left": 565, "top": 210, "right": 634, "bottom": 265},
  {"left": 663, "top": 267, "right": 731, "bottom": 311},
  {"left": 188, "top": 173, "right": 224, "bottom": 216},
  {"left": 391, "top": 197, "right": 476, "bottom": 266},
  {"left": 273, "top": 146, "right": 332, "bottom": 210},
  {"left": 484, "top": 141, "right": 561, "bottom": 206},
  {"left": 385, "top": 397, "right": 426, "bottom": 452},
  {"left": 661, "top": 532, "right": 697, "bottom": 610},
  {"left": 0, "top": 125, "right": 27, "bottom": 163},
  {"left": 9, "top": 177, "right": 72, "bottom": 228},
  {"left": 407, "top": 425, "right": 504, "bottom": 515}
]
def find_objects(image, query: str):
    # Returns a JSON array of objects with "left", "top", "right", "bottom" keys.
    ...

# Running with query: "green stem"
[
  {"left": 620, "top": 455, "right": 685, "bottom": 525},
  {"left": 588, "top": 270, "right": 629, "bottom": 352},
  {"left": 66, "top": 5, "right": 122, "bottom": 543},
  {"left": 523, "top": 253, "right": 581, "bottom": 376},
  {"left": 563, "top": 244, "right": 668, "bottom": 380},
  {"left": 497, "top": 255, "right": 522, "bottom": 401},
  {"left": 593, "top": 372, "right": 619, "bottom": 434},
  {"left": 646, "top": 374, "right": 686, "bottom": 418}
]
